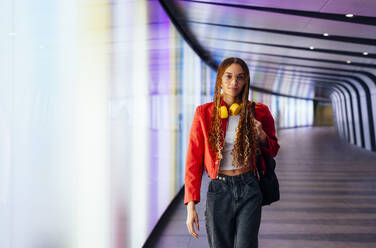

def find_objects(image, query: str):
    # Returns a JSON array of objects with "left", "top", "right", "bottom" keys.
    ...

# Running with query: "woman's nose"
[{"left": 230, "top": 78, "right": 239, "bottom": 85}]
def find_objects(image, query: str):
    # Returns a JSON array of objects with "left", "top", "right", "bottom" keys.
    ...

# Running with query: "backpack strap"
[
  {"left": 251, "top": 100, "right": 262, "bottom": 176},
  {"left": 251, "top": 101, "right": 256, "bottom": 115}
]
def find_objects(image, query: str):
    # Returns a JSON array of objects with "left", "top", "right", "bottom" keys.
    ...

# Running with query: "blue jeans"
[{"left": 205, "top": 170, "right": 262, "bottom": 248}]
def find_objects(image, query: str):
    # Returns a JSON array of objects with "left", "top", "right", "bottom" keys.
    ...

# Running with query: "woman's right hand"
[{"left": 186, "top": 201, "right": 200, "bottom": 238}]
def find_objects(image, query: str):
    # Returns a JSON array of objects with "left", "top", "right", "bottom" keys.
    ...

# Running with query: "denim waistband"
[{"left": 215, "top": 169, "right": 257, "bottom": 183}]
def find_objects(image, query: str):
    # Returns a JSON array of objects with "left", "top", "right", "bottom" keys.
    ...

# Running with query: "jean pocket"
[
  {"left": 244, "top": 176, "right": 263, "bottom": 204},
  {"left": 207, "top": 180, "right": 225, "bottom": 195}
]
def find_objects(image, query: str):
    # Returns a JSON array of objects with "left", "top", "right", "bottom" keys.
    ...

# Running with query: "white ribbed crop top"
[{"left": 219, "top": 114, "right": 246, "bottom": 170}]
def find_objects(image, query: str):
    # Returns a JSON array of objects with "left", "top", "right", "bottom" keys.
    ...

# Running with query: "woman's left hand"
[{"left": 254, "top": 119, "right": 267, "bottom": 145}]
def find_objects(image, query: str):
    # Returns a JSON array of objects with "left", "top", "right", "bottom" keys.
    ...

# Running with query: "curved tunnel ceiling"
[{"left": 159, "top": 0, "right": 376, "bottom": 103}]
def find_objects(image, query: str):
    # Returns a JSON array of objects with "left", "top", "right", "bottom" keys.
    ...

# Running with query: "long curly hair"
[{"left": 208, "top": 57, "right": 261, "bottom": 169}]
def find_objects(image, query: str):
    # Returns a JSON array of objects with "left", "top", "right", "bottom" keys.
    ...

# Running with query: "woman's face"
[{"left": 221, "top": 63, "right": 246, "bottom": 98}]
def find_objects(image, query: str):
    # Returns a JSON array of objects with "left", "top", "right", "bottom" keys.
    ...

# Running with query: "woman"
[{"left": 184, "top": 57, "right": 280, "bottom": 248}]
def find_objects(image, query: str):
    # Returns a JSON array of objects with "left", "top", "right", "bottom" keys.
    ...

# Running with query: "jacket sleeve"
[
  {"left": 184, "top": 106, "right": 205, "bottom": 205},
  {"left": 260, "top": 104, "right": 280, "bottom": 158}
]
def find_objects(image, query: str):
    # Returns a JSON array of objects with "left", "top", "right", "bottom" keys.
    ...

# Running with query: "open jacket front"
[{"left": 184, "top": 97, "right": 280, "bottom": 205}]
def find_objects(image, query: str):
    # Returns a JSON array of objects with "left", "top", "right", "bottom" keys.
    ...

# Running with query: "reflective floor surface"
[{"left": 149, "top": 126, "right": 376, "bottom": 248}]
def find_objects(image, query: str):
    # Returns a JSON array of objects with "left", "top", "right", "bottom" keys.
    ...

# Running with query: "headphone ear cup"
[
  {"left": 219, "top": 106, "right": 228, "bottom": 119},
  {"left": 229, "top": 103, "right": 241, "bottom": 116}
]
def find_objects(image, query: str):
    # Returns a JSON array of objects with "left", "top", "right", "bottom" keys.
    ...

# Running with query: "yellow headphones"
[{"left": 219, "top": 93, "right": 243, "bottom": 119}]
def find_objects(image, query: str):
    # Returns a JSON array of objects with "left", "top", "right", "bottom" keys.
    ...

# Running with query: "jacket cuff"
[{"left": 184, "top": 190, "right": 200, "bottom": 205}]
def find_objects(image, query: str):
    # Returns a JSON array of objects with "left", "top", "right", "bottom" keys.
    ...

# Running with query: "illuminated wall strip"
[
  {"left": 169, "top": 23, "right": 178, "bottom": 196},
  {"left": 75, "top": 1, "right": 111, "bottom": 248},
  {"left": 129, "top": 1, "right": 150, "bottom": 247}
]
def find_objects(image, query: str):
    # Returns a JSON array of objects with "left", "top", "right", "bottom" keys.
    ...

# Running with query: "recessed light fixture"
[
  {"left": 363, "top": 52, "right": 368, "bottom": 55},
  {"left": 309, "top": 46, "right": 315, "bottom": 50},
  {"left": 346, "top": 60, "right": 351, "bottom": 64},
  {"left": 345, "top": 13, "right": 354, "bottom": 18},
  {"left": 323, "top": 33, "right": 329, "bottom": 36}
]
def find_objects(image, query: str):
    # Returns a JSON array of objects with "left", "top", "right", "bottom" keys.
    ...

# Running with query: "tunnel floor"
[{"left": 149, "top": 126, "right": 376, "bottom": 248}]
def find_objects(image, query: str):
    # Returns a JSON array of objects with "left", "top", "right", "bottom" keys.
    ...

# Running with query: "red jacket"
[{"left": 184, "top": 97, "right": 280, "bottom": 205}]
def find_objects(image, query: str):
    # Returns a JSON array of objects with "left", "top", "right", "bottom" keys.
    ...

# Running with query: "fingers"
[
  {"left": 195, "top": 215, "right": 200, "bottom": 231},
  {"left": 254, "top": 120, "right": 261, "bottom": 130},
  {"left": 187, "top": 221, "right": 199, "bottom": 238},
  {"left": 254, "top": 120, "right": 262, "bottom": 137},
  {"left": 186, "top": 212, "right": 199, "bottom": 239}
]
